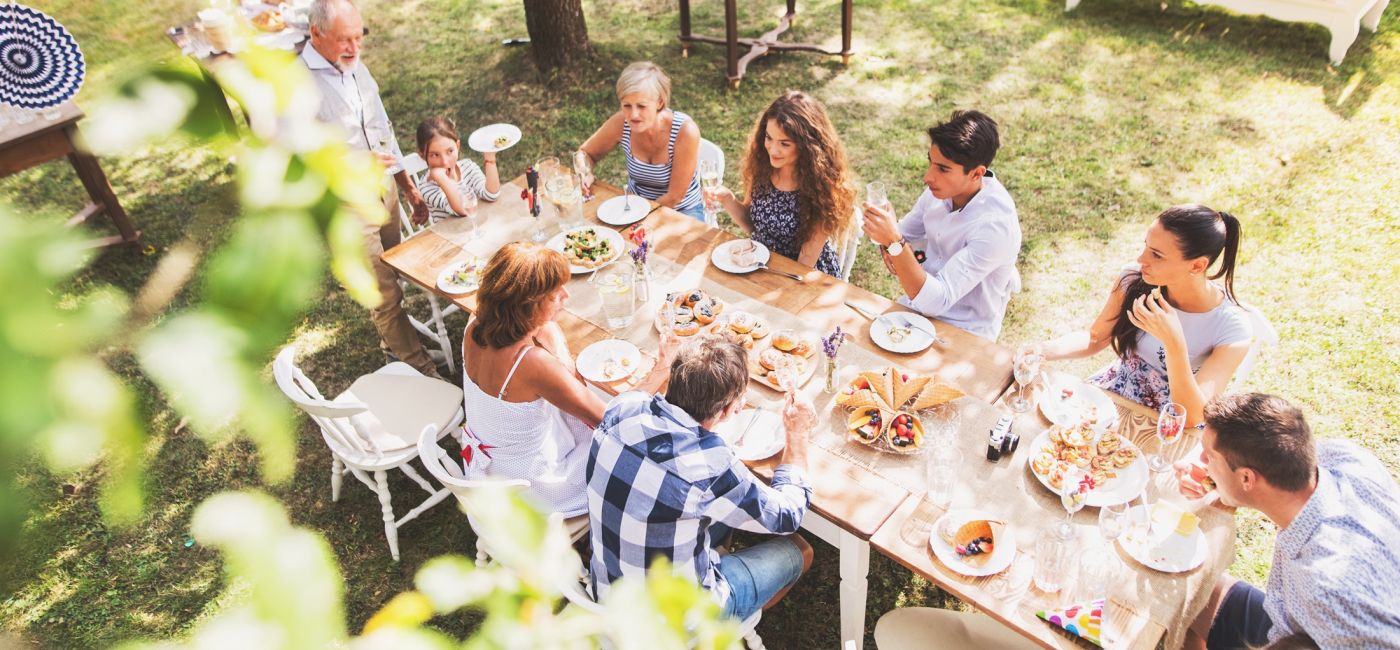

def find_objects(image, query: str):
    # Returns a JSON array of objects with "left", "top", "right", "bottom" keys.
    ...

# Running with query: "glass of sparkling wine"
[
  {"left": 1008, "top": 343, "right": 1043, "bottom": 413},
  {"left": 573, "top": 151, "right": 594, "bottom": 200},
  {"left": 460, "top": 190, "right": 479, "bottom": 240},
  {"left": 699, "top": 159, "right": 722, "bottom": 227},
  {"left": 866, "top": 181, "right": 892, "bottom": 248},
  {"left": 1150, "top": 402, "right": 1187, "bottom": 473},
  {"left": 1057, "top": 465, "right": 1090, "bottom": 540}
]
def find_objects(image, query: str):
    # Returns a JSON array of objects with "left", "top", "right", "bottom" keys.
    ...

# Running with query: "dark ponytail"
[{"left": 1109, "top": 205, "right": 1243, "bottom": 358}]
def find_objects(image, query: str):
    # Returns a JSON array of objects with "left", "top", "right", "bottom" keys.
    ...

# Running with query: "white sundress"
[{"left": 460, "top": 344, "right": 592, "bottom": 516}]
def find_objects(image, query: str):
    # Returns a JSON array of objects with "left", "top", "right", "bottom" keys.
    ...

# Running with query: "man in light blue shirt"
[
  {"left": 861, "top": 110, "right": 1021, "bottom": 341},
  {"left": 1184, "top": 393, "right": 1400, "bottom": 649}
]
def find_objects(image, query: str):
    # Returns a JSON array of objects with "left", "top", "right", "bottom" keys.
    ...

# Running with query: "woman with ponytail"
[{"left": 1035, "top": 205, "right": 1253, "bottom": 426}]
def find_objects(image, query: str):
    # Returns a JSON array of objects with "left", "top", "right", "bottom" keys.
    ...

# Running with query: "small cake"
[
  {"left": 1112, "top": 446, "right": 1138, "bottom": 468},
  {"left": 789, "top": 339, "right": 814, "bottom": 358},
  {"left": 728, "top": 312, "right": 755, "bottom": 334},
  {"left": 758, "top": 348, "right": 788, "bottom": 371},
  {"left": 730, "top": 239, "right": 757, "bottom": 266},
  {"left": 1151, "top": 501, "right": 1201, "bottom": 537},
  {"left": 748, "top": 319, "right": 770, "bottom": 339},
  {"left": 673, "top": 320, "right": 700, "bottom": 336},
  {"left": 1096, "top": 432, "right": 1122, "bottom": 455},
  {"left": 682, "top": 289, "right": 707, "bottom": 308},
  {"left": 694, "top": 300, "right": 718, "bottom": 325},
  {"left": 771, "top": 330, "right": 798, "bottom": 352},
  {"left": 673, "top": 306, "right": 694, "bottom": 324}
]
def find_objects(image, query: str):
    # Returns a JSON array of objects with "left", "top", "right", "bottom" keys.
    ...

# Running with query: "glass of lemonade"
[{"left": 597, "top": 262, "right": 635, "bottom": 335}]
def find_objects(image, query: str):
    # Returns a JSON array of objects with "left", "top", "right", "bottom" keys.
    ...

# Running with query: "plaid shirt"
[{"left": 586, "top": 391, "right": 811, "bottom": 605}]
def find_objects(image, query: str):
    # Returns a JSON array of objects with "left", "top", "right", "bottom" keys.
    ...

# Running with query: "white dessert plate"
[
  {"left": 929, "top": 509, "right": 1017, "bottom": 577},
  {"left": 870, "top": 312, "right": 937, "bottom": 354},
  {"left": 596, "top": 195, "right": 651, "bottom": 226},
  {"left": 1117, "top": 504, "right": 1208, "bottom": 573},
  {"left": 712, "top": 407, "right": 785, "bottom": 461},
  {"left": 1040, "top": 377, "right": 1119, "bottom": 433},
  {"left": 435, "top": 257, "right": 485, "bottom": 294},
  {"left": 576, "top": 339, "right": 642, "bottom": 384},
  {"left": 711, "top": 239, "right": 772, "bottom": 274},
  {"left": 467, "top": 123, "right": 521, "bottom": 153}
]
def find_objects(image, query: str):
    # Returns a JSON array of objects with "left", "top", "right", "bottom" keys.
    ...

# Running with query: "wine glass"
[
  {"left": 1098, "top": 502, "right": 1129, "bottom": 544},
  {"left": 699, "top": 159, "right": 722, "bottom": 228},
  {"left": 574, "top": 151, "right": 594, "bottom": 200},
  {"left": 461, "top": 190, "right": 480, "bottom": 240},
  {"left": 1149, "top": 402, "right": 1187, "bottom": 473},
  {"left": 1008, "top": 343, "right": 1043, "bottom": 413},
  {"left": 1056, "top": 466, "right": 1090, "bottom": 540}
]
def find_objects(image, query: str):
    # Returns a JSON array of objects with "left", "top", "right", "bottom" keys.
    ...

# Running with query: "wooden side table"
[
  {"left": 679, "top": 0, "right": 854, "bottom": 89},
  {"left": 0, "top": 103, "right": 140, "bottom": 249}
]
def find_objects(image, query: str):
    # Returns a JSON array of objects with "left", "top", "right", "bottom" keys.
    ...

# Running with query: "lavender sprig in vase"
[
  {"left": 821, "top": 326, "right": 846, "bottom": 394},
  {"left": 628, "top": 233, "right": 651, "bottom": 303}
]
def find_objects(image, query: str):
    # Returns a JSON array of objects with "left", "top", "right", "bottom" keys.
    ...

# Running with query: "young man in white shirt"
[
  {"left": 861, "top": 110, "right": 1021, "bottom": 341},
  {"left": 302, "top": 0, "right": 440, "bottom": 378}
]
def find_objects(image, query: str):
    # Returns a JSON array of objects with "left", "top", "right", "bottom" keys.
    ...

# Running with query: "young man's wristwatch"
[{"left": 884, "top": 238, "right": 907, "bottom": 257}]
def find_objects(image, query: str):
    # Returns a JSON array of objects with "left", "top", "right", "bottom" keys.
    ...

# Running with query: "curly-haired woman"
[{"left": 704, "top": 91, "right": 856, "bottom": 277}]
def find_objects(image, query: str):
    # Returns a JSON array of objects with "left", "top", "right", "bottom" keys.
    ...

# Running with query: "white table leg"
[{"left": 839, "top": 530, "right": 871, "bottom": 650}]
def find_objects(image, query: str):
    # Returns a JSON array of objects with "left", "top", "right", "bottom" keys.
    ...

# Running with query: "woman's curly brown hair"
[
  {"left": 470, "top": 242, "right": 569, "bottom": 349},
  {"left": 739, "top": 91, "right": 856, "bottom": 249}
]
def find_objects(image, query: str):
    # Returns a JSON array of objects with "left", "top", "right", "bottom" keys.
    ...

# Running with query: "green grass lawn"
[{"left": 3, "top": 0, "right": 1397, "bottom": 647}]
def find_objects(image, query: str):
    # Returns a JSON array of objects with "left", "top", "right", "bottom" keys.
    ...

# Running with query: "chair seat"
[
  {"left": 336, "top": 373, "right": 463, "bottom": 452},
  {"left": 874, "top": 607, "right": 1037, "bottom": 649}
]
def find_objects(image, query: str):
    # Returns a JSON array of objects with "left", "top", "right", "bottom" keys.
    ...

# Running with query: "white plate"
[
  {"left": 1117, "top": 504, "right": 1208, "bottom": 573},
  {"left": 710, "top": 239, "right": 772, "bottom": 274},
  {"left": 1025, "top": 429, "right": 1149, "bottom": 508},
  {"left": 435, "top": 257, "right": 485, "bottom": 294},
  {"left": 467, "top": 123, "right": 522, "bottom": 153},
  {"left": 869, "top": 312, "right": 937, "bottom": 354},
  {"left": 576, "top": 339, "right": 642, "bottom": 384},
  {"left": 596, "top": 195, "right": 651, "bottom": 226},
  {"left": 1040, "top": 377, "right": 1119, "bottom": 433},
  {"left": 929, "top": 509, "right": 1018, "bottom": 577},
  {"left": 711, "top": 408, "right": 785, "bottom": 461},
  {"left": 546, "top": 225, "right": 625, "bottom": 274}
]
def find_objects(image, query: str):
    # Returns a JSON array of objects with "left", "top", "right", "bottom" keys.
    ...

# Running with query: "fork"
[
  {"left": 844, "top": 302, "right": 947, "bottom": 345},
  {"left": 755, "top": 263, "right": 805, "bottom": 282}
]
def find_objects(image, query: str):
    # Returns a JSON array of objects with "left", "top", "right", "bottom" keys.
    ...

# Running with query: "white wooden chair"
[
  {"left": 416, "top": 423, "right": 589, "bottom": 566},
  {"left": 396, "top": 151, "right": 460, "bottom": 374},
  {"left": 835, "top": 207, "right": 864, "bottom": 282},
  {"left": 272, "top": 345, "right": 464, "bottom": 561},
  {"left": 557, "top": 562, "right": 767, "bottom": 649},
  {"left": 1235, "top": 304, "right": 1279, "bottom": 387},
  {"left": 699, "top": 138, "right": 726, "bottom": 175},
  {"left": 874, "top": 607, "right": 1037, "bottom": 649}
]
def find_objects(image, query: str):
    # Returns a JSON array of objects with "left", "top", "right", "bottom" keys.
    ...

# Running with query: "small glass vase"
[
  {"left": 823, "top": 356, "right": 839, "bottom": 394},
  {"left": 633, "top": 261, "right": 651, "bottom": 304}
]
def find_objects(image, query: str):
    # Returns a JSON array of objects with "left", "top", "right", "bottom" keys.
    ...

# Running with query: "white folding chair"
[
  {"left": 835, "top": 207, "right": 864, "bottom": 282},
  {"left": 417, "top": 423, "right": 589, "bottom": 566},
  {"left": 1234, "top": 303, "right": 1278, "bottom": 387},
  {"left": 396, "top": 151, "right": 460, "bottom": 374},
  {"left": 558, "top": 568, "right": 766, "bottom": 649},
  {"left": 273, "top": 345, "right": 464, "bottom": 561}
]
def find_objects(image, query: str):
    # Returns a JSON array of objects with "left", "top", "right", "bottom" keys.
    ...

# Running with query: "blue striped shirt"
[
  {"left": 585, "top": 391, "right": 810, "bottom": 606},
  {"left": 621, "top": 110, "right": 703, "bottom": 211}
]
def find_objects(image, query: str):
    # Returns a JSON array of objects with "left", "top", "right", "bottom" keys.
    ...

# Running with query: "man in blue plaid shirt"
[{"left": 586, "top": 338, "right": 816, "bottom": 620}]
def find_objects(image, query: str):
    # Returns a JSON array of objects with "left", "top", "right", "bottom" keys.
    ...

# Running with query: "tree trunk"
[{"left": 522, "top": 0, "right": 593, "bottom": 71}]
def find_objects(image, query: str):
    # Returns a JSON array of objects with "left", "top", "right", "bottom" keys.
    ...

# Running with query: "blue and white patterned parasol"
[{"left": 0, "top": 3, "right": 85, "bottom": 110}]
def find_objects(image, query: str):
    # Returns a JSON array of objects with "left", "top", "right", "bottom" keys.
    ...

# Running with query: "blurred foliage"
[{"left": 3, "top": 41, "right": 735, "bottom": 648}]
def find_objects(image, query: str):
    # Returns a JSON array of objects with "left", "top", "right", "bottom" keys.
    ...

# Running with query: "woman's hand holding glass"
[{"left": 573, "top": 151, "right": 594, "bottom": 199}]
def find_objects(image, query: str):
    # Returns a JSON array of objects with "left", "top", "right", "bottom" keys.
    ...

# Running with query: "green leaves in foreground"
[{"left": 128, "top": 486, "right": 740, "bottom": 649}]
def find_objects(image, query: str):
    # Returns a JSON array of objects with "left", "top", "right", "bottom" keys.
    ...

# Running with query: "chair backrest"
[
  {"left": 1233, "top": 303, "right": 1278, "bottom": 387},
  {"left": 273, "top": 345, "right": 388, "bottom": 458},
  {"left": 398, "top": 153, "right": 432, "bottom": 238},
  {"left": 835, "top": 207, "right": 864, "bottom": 282},
  {"left": 416, "top": 424, "right": 529, "bottom": 504},
  {"left": 697, "top": 138, "right": 724, "bottom": 176}
]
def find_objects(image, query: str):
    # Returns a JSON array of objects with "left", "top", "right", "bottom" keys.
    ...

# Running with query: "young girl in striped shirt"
[{"left": 415, "top": 117, "right": 500, "bottom": 224}]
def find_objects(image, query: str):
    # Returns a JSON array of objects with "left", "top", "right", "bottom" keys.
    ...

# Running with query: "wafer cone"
[
  {"left": 846, "top": 406, "right": 891, "bottom": 446},
  {"left": 939, "top": 519, "right": 1005, "bottom": 568},
  {"left": 893, "top": 374, "right": 931, "bottom": 410},
  {"left": 858, "top": 370, "right": 896, "bottom": 408},
  {"left": 836, "top": 389, "right": 885, "bottom": 411},
  {"left": 909, "top": 381, "right": 965, "bottom": 411}
]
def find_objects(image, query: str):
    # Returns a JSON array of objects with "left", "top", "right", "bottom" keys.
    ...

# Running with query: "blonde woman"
[{"left": 577, "top": 62, "right": 705, "bottom": 221}]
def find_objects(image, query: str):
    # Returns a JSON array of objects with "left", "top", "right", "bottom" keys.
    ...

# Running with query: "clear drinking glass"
[
  {"left": 866, "top": 181, "right": 892, "bottom": 213},
  {"left": 1057, "top": 465, "right": 1090, "bottom": 540},
  {"left": 925, "top": 447, "right": 963, "bottom": 509},
  {"left": 597, "top": 263, "right": 636, "bottom": 335},
  {"left": 1098, "top": 502, "right": 1130, "bottom": 543},
  {"left": 924, "top": 403, "right": 961, "bottom": 447},
  {"left": 545, "top": 168, "right": 583, "bottom": 231},
  {"left": 1149, "top": 402, "right": 1187, "bottom": 473},
  {"left": 699, "top": 159, "right": 722, "bottom": 228},
  {"left": 1033, "top": 536, "right": 1070, "bottom": 593},
  {"left": 460, "top": 191, "right": 479, "bottom": 240},
  {"left": 1008, "top": 343, "right": 1043, "bottom": 413},
  {"left": 573, "top": 151, "right": 594, "bottom": 200},
  {"left": 1078, "top": 550, "right": 1114, "bottom": 600}
]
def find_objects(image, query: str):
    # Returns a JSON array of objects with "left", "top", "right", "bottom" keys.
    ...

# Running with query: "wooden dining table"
[{"left": 382, "top": 174, "right": 1023, "bottom": 647}]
